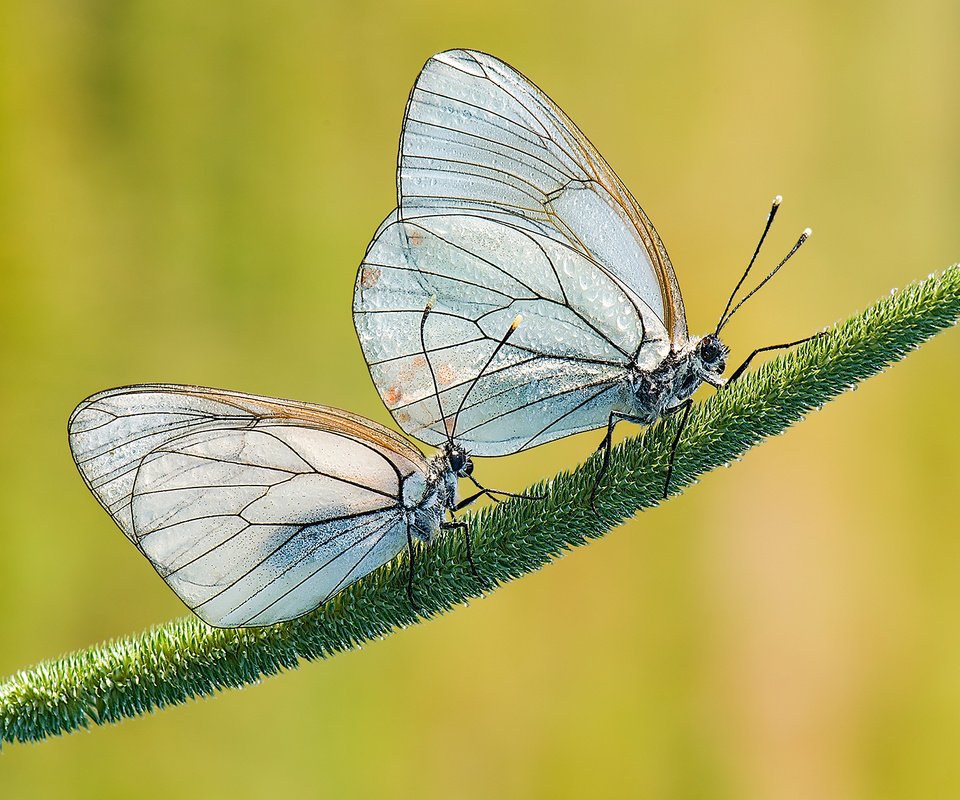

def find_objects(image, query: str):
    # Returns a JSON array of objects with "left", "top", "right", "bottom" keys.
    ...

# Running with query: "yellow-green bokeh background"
[{"left": 2, "top": 1, "right": 959, "bottom": 797}]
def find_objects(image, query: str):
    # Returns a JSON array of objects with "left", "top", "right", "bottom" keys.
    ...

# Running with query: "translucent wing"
[
  {"left": 354, "top": 212, "right": 670, "bottom": 455},
  {"left": 68, "top": 385, "right": 426, "bottom": 627},
  {"left": 398, "top": 48, "right": 688, "bottom": 345}
]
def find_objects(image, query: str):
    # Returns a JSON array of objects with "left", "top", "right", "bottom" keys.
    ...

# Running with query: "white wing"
[
  {"left": 69, "top": 385, "right": 426, "bottom": 627},
  {"left": 354, "top": 212, "right": 670, "bottom": 455},
  {"left": 398, "top": 48, "right": 688, "bottom": 345}
]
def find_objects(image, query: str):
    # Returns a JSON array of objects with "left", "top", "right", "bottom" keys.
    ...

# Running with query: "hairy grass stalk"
[{"left": 2, "top": 265, "right": 958, "bottom": 748}]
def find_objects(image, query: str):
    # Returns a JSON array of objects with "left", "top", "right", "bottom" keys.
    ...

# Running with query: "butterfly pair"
[{"left": 69, "top": 49, "right": 811, "bottom": 629}]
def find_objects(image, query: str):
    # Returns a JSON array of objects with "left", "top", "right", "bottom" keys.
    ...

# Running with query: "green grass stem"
[{"left": 2, "top": 266, "right": 958, "bottom": 748}]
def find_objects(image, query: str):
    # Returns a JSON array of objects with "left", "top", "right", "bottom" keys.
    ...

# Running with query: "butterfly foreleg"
[
  {"left": 441, "top": 515, "right": 489, "bottom": 592},
  {"left": 663, "top": 399, "right": 694, "bottom": 498},
  {"left": 589, "top": 411, "right": 633, "bottom": 516},
  {"left": 405, "top": 527, "right": 417, "bottom": 608},
  {"left": 727, "top": 332, "right": 825, "bottom": 384},
  {"left": 466, "top": 472, "right": 544, "bottom": 503},
  {"left": 454, "top": 489, "right": 487, "bottom": 511}
]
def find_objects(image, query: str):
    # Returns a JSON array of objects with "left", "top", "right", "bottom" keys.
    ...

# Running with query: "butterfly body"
[
  {"left": 354, "top": 51, "right": 724, "bottom": 457},
  {"left": 407, "top": 442, "right": 472, "bottom": 544},
  {"left": 622, "top": 333, "right": 730, "bottom": 421},
  {"left": 68, "top": 384, "right": 471, "bottom": 627},
  {"left": 352, "top": 49, "right": 793, "bottom": 473}
]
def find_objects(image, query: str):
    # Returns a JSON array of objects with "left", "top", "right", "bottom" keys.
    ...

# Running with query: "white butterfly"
[
  {"left": 353, "top": 49, "right": 811, "bottom": 493},
  {"left": 68, "top": 385, "right": 476, "bottom": 627}
]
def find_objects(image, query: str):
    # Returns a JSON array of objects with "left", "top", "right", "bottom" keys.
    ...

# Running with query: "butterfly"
[
  {"left": 68, "top": 384, "right": 482, "bottom": 628},
  {"left": 353, "top": 49, "right": 813, "bottom": 498}
]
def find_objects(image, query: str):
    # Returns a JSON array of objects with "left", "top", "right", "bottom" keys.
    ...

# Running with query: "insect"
[
  {"left": 68, "top": 384, "right": 485, "bottom": 628},
  {"left": 353, "top": 49, "right": 814, "bottom": 498}
]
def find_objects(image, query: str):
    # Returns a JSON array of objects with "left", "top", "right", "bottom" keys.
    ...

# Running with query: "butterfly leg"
[
  {"left": 663, "top": 399, "right": 694, "bottom": 498},
  {"left": 454, "top": 489, "right": 487, "bottom": 510},
  {"left": 727, "top": 333, "right": 825, "bottom": 384},
  {"left": 442, "top": 517, "right": 490, "bottom": 592},
  {"left": 589, "top": 412, "right": 631, "bottom": 516},
  {"left": 405, "top": 528, "right": 417, "bottom": 608},
  {"left": 466, "top": 473, "right": 544, "bottom": 503}
]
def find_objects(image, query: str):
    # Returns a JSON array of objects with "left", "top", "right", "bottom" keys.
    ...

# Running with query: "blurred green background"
[{"left": 1, "top": 1, "right": 958, "bottom": 797}]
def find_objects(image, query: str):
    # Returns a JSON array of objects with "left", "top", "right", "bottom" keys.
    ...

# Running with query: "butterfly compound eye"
[
  {"left": 448, "top": 447, "right": 471, "bottom": 476},
  {"left": 700, "top": 336, "right": 721, "bottom": 364}
]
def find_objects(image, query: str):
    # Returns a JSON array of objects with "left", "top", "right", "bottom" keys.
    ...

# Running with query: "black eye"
[
  {"left": 449, "top": 448, "right": 473, "bottom": 477},
  {"left": 701, "top": 338, "right": 720, "bottom": 362}
]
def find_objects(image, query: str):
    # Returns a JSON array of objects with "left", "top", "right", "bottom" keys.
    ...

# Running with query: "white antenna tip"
[
  {"left": 773, "top": 194, "right": 783, "bottom": 206},
  {"left": 425, "top": 294, "right": 437, "bottom": 311},
  {"left": 510, "top": 313, "right": 523, "bottom": 330},
  {"left": 802, "top": 227, "right": 813, "bottom": 239}
]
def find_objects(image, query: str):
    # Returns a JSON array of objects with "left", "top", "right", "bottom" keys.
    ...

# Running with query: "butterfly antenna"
[
  {"left": 717, "top": 227, "right": 812, "bottom": 334},
  {"left": 449, "top": 314, "right": 523, "bottom": 438},
  {"left": 420, "top": 296, "right": 454, "bottom": 447},
  {"left": 716, "top": 195, "right": 782, "bottom": 333}
]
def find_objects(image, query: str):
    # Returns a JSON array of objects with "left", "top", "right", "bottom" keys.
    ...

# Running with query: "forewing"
[
  {"left": 69, "top": 385, "right": 424, "bottom": 626},
  {"left": 398, "top": 48, "right": 688, "bottom": 344},
  {"left": 354, "top": 212, "right": 669, "bottom": 455}
]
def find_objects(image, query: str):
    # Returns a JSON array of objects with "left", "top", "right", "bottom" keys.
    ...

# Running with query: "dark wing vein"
[{"left": 239, "top": 512, "right": 402, "bottom": 624}]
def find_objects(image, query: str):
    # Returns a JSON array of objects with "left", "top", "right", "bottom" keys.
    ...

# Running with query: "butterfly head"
[
  {"left": 695, "top": 334, "right": 728, "bottom": 377},
  {"left": 688, "top": 334, "right": 730, "bottom": 392},
  {"left": 442, "top": 440, "right": 474, "bottom": 479},
  {"left": 423, "top": 441, "right": 473, "bottom": 518}
]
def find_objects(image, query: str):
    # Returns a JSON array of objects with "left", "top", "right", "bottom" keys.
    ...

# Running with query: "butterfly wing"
[
  {"left": 398, "top": 48, "right": 688, "bottom": 345},
  {"left": 68, "top": 385, "right": 427, "bottom": 627},
  {"left": 354, "top": 211, "right": 670, "bottom": 455}
]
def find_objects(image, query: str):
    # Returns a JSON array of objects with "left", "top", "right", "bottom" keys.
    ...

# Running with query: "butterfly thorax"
[
  {"left": 625, "top": 334, "right": 730, "bottom": 421},
  {"left": 406, "top": 465, "right": 446, "bottom": 545},
  {"left": 408, "top": 443, "right": 470, "bottom": 544}
]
